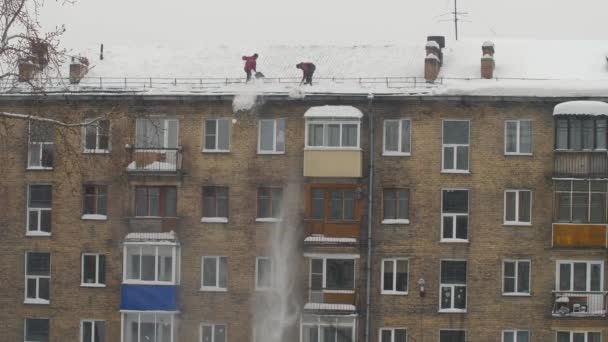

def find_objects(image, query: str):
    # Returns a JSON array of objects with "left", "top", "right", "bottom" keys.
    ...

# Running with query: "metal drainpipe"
[{"left": 364, "top": 94, "right": 375, "bottom": 342}]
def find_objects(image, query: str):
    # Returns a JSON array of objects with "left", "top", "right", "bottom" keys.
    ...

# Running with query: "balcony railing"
[
  {"left": 306, "top": 287, "right": 358, "bottom": 312},
  {"left": 552, "top": 224, "right": 608, "bottom": 248},
  {"left": 304, "top": 219, "right": 360, "bottom": 242},
  {"left": 127, "top": 217, "right": 180, "bottom": 233},
  {"left": 552, "top": 291, "right": 608, "bottom": 317},
  {"left": 126, "top": 147, "right": 183, "bottom": 174},
  {"left": 554, "top": 151, "right": 608, "bottom": 178}
]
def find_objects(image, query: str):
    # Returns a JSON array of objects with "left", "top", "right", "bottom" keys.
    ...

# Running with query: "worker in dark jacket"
[
  {"left": 297, "top": 62, "right": 316, "bottom": 85},
  {"left": 242, "top": 53, "right": 258, "bottom": 82}
]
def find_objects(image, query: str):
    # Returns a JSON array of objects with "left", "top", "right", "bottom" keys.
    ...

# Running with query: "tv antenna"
[{"left": 436, "top": 0, "right": 470, "bottom": 40}]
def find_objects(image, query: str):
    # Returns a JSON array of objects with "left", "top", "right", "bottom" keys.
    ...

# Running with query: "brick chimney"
[
  {"left": 481, "top": 41, "right": 495, "bottom": 79},
  {"left": 425, "top": 53, "right": 441, "bottom": 83},
  {"left": 69, "top": 56, "right": 90, "bottom": 84}
]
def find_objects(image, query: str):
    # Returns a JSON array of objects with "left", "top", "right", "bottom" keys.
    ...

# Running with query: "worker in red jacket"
[
  {"left": 242, "top": 53, "right": 258, "bottom": 82},
  {"left": 297, "top": 62, "right": 316, "bottom": 85}
]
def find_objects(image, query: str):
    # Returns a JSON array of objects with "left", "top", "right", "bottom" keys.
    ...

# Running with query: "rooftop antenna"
[{"left": 436, "top": 0, "right": 470, "bottom": 40}]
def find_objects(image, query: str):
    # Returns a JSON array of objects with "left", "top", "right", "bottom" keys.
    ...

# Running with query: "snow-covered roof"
[
  {"left": 304, "top": 235, "right": 358, "bottom": 244},
  {"left": 304, "top": 106, "right": 363, "bottom": 119},
  {"left": 553, "top": 101, "right": 608, "bottom": 116},
  {"left": 124, "top": 231, "right": 178, "bottom": 244},
  {"left": 303, "top": 303, "right": 357, "bottom": 312}
]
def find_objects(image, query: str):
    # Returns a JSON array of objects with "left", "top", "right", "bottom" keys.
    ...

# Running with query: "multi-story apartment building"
[{"left": 1, "top": 38, "right": 607, "bottom": 342}]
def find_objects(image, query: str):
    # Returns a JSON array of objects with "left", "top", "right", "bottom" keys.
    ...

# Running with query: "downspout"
[{"left": 364, "top": 93, "right": 375, "bottom": 342}]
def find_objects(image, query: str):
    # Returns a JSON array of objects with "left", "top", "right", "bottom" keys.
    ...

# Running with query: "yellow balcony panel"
[
  {"left": 303, "top": 150, "right": 362, "bottom": 178},
  {"left": 553, "top": 224, "right": 607, "bottom": 248}
]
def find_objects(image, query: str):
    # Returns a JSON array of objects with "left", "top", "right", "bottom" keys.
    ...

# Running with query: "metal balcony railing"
[
  {"left": 308, "top": 287, "right": 358, "bottom": 307},
  {"left": 552, "top": 291, "right": 608, "bottom": 317},
  {"left": 126, "top": 147, "right": 183, "bottom": 173},
  {"left": 554, "top": 151, "right": 608, "bottom": 178}
]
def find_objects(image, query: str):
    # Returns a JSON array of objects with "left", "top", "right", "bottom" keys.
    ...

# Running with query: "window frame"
[
  {"left": 383, "top": 119, "right": 411, "bottom": 156},
  {"left": 300, "top": 315, "right": 356, "bottom": 342},
  {"left": 27, "top": 120, "right": 54, "bottom": 170},
  {"left": 24, "top": 317, "right": 50, "bottom": 342},
  {"left": 201, "top": 256, "right": 228, "bottom": 291},
  {"left": 555, "top": 331, "right": 603, "bottom": 342},
  {"left": 502, "top": 330, "right": 530, "bottom": 342},
  {"left": 308, "top": 256, "right": 357, "bottom": 293},
  {"left": 503, "top": 189, "right": 532, "bottom": 226},
  {"left": 82, "top": 184, "right": 108, "bottom": 220},
  {"left": 200, "top": 323, "right": 227, "bottom": 342},
  {"left": 307, "top": 185, "right": 359, "bottom": 222},
  {"left": 441, "top": 119, "right": 470, "bottom": 173},
  {"left": 256, "top": 187, "right": 283, "bottom": 222},
  {"left": 201, "top": 186, "right": 229, "bottom": 223},
  {"left": 134, "top": 117, "right": 179, "bottom": 149},
  {"left": 26, "top": 184, "right": 52, "bottom": 236},
  {"left": 257, "top": 118, "right": 286, "bottom": 154},
  {"left": 553, "top": 180, "right": 607, "bottom": 224},
  {"left": 382, "top": 188, "right": 410, "bottom": 224},
  {"left": 381, "top": 258, "right": 409, "bottom": 295},
  {"left": 123, "top": 244, "right": 178, "bottom": 285},
  {"left": 82, "top": 119, "right": 111, "bottom": 154},
  {"left": 502, "top": 259, "right": 531, "bottom": 296},
  {"left": 439, "top": 259, "right": 467, "bottom": 313},
  {"left": 24, "top": 252, "right": 51, "bottom": 305},
  {"left": 439, "top": 329, "right": 466, "bottom": 342},
  {"left": 504, "top": 120, "right": 533, "bottom": 155},
  {"left": 304, "top": 119, "right": 361, "bottom": 149},
  {"left": 379, "top": 327, "right": 408, "bottom": 342},
  {"left": 81, "top": 253, "right": 106, "bottom": 287},
  {"left": 255, "top": 257, "right": 273, "bottom": 291},
  {"left": 134, "top": 186, "right": 177, "bottom": 218},
  {"left": 555, "top": 260, "right": 604, "bottom": 292},
  {"left": 441, "top": 189, "right": 469, "bottom": 242},
  {"left": 555, "top": 117, "right": 608, "bottom": 151},
  {"left": 203, "top": 118, "right": 231, "bottom": 153},
  {"left": 80, "top": 320, "right": 105, "bottom": 342}
]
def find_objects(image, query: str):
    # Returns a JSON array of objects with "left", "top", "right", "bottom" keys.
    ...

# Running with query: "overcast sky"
[{"left": 41, "top": 0, "right": 608, "bottom": 48}]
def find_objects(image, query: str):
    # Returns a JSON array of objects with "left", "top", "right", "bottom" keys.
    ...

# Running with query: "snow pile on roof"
[
  {"left": 304, "top": 235, "right": 358, "bottom": 244},
  {"left": 482, "top": 41, "right": 495, "bottom": 48},
  {"left": 553, "top": 101, "right": 608, "bottom": 116},
  {"left": 125, "top": 231, "right": 178, "bottom": 243},
  {"left": 425, "top": 41, "right": 440, "bottom": 49},
  {"left": 304, "top": 106, "right": 363, "bottom": 119},
  {"left": 303, "top": 303, "right": 357, "bottom": 312}
]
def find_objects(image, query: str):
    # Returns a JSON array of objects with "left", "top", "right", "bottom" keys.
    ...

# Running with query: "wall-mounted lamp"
[{"left": 418, "top": 278, "right": 426, "bottom": 297}]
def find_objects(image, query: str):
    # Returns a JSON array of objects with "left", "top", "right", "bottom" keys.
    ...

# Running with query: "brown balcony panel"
[
  {"left": 552, "top": 291, "right": 608, "bottom": 317},
  {"left": 127, "top": 148, "right": 183, "bottom": 174},
  {"left": 303, "top": 150, "right": 362, "bottom": 177},
  {"left": 554, "top": 151, "right": 608, "bottom": 178},
  {"left": 128, "top": 217, "right": 179, "bottom": 233},
  {"left": 553, "top": 224, "right": 607, "bottom": 248},
  {"left": 324, "top": 292, "right": 356, "bottom": 305},
  {"left": 305, "top": 221, "right": 359, "bottom": 239}
]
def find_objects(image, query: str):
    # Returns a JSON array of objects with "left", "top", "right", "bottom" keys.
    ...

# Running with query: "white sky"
[{"left": 41, "top": 0, "right": 608, "bottom": 48}]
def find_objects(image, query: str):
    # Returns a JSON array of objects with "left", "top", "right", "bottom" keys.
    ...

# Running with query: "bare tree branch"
[{"left": 0, "top": 111, "right": 104, "bottom": 127}]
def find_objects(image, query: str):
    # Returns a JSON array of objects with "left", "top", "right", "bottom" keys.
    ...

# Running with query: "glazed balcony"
[
  {"left": 554, "top": 151, "right": 608, "bottom": 178},
  {"left": 303, "top": 149, "right": 362, "bottom": 178},
  {"left": 304, "top": 287, "right": 358, "bottom": 313},
  {"left": 126, "top": 147, "right": 183, "bottom": 175},
  {"left": 552, "top": 291, "right": 608, "bottom": 318},
  {"left": 552, "top": 224, "right": 608, "bottom": 248}
]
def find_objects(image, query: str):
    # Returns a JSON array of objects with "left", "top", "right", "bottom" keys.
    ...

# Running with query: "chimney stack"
[
  {"left": 425, "top": 36, "right": 445, "bottom": 83},
  {"left": 69, "top": 56, "right": 90, "bottom": 84},
  {"left": 481, "top": 41, "right": 495, "bottom": 79}
]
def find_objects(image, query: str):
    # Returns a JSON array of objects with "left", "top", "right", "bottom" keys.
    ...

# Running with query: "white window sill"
[
  {"left": 81, "top": 283, "right": 106, "bottom": 288},
  {"left": 257, "top": 151, "right": 285, "bottom": 155},
  {"left": 201, "top": 217, "right": 228, "bottom": 223},
  {"left": 438, "top": 309, "right": 467, "bottom": 313},
  {"left": 504, "top": 152, "right": 533, "bottom": 156},
  {"left": 503, "top": 222, "right": 532, "bottom": 227},
  {"left": 202, "top": 149, "right": 230, "bottom": 153},
  {"left": 323, "top": 289, "right": 355, "bottom": 294},
  {"left": 83, "top": 149, "right": 110, "bottom": 154},
  {"left": 441, "top": 170, "right": 470, "bottom": 174},
  {"left": 26, "top": 167, "right": 53, "bottom": 171},
  {"left": 382, "top": 152, "right": 411, "bottom": 157},
  {"left": 26, "top": 231, "right": 51, "bottom": 237},
  {"left": 440, "top": 239, "right": 469, "bottom": 243},
  {"left": 502, "top": 293, "right": 531, "bottom": 297},
  {"left": 24, "top": 298, "right": 50, "bottom": 305},
  {"left": 381, "top": 291, "right": 408, "bottom": 296},
  {"left": 256, "top": 217, "right": 282, "bottom": 223},
  {"left": 200, "top": 287, "right": 228, "bottom": 292},
  {"left": 122, "top": 280, "right": 177, "bottom": 285},
  {"left": 81, "top": 214, "right": 107, "bottom": 221},
  {"left": 304, "top": 147, "right": 362, "bottom": 151},
  {"left": 382, "top": 219, "right": 410, "bottom": 225}
]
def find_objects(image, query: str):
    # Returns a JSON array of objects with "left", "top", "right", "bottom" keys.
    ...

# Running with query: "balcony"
[
  {"left": 120, "top": 284, "right": 178, "bottom": 311},
  {"left": 126, "top": 147, "right": 183, "bottom": 175},
  {"left": 304, "top": 288, "right": 358, "bottom": 313},
  {"left": 303, "top": 150, "right": 362, "bottom": 178},
  {"left": 304, "top": 220, "right": 359, "bottom": 245},
  {"left": 552, "top": 291, "right": 607, "bottom": 318},
  {"left": 554, "top": 151, "right": 608, "bottom": 178},
  {"left": 552, "top": 224, "right": 608, "bottom": 248},
  {"left": 127, "top": 217, "right": 180, "bottom": 233}
]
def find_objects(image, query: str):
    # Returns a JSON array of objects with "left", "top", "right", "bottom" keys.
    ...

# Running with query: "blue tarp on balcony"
[{"left": 120, "top": 284, "right": 178, "bottom": 311}]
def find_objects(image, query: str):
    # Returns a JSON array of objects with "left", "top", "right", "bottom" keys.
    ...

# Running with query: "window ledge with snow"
[
  {"left": 255, "top": 217, "right": 282, "bottom": 223},
  {"left": 439, "top": 239, "right": 469, "bottom": 243},
  {"left": 304, "top": 147, "right": 362, "bottom": 151},
  {"left": 382, "top": 219, "right": 410, "bottom": 225},
  {"left": 202, "top": 149, "right": 231, "bottom": 153},
  {"left": 81, "top": 214, "right": 108, "bottom": 221},
  {"left": 257, "top": 151, "right": 285, "bottom": 155},
  {"left": 24, "top": 298, "right": 50, "bottom": 305},
  {"left": 504, "top": 152, "right": 533, "bottom": 156},
  {"left": 502, "top": 293, "right": 531, "bottom": 297},
  {"left": 304, "top": 236, "right": 357, "bottom": 244},
  {"left": 303, "top": 303, "right": 357, "bottom": 312},
  {"left": 381, "top": 291, "right": 409, "bottom": 296},
  {"left": 26, "top": 167, "right": 53, "bottom": 171},
  {"left": 438, "top": 309, "right": 467, "bottom": 314},
  {"left": 201, "top": 217, "right": 229, "bottom": 223},
  {"left": 382, "top": 152, "right": 411, "bottom": 157},
  {"left": 81, "top": 283, "right": 106, "bottom": 288},
  {"left": 503, "top": 222, "right": 532, "bottom": 227},
  {"left": 26, "top": 231, "right": 51, "bottom": 237},
  {"left": 83, "top": 149, "right": 110, "bottom": 154},
  {"left": 200, "top": 287, "right": 228, "bottom": 292},
  {"left": 440, "top": 170, "right": 470, "bottom": 174}
]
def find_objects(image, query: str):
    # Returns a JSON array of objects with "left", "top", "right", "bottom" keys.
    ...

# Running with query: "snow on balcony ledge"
[
  {"left": 303, "top": 303, "right": 357, "bottom": 312},
  {"left": 553, "top": 101, "right": 608, "bottom": 116},
  {"left": 304, "top": 235, "right": 357, "bottom": 244},
  {"left": 124, "top": 231, "right": 178, "bottom": 244},
  {"left": 304, "top": 105, "right": 363, "bottom": 119}
]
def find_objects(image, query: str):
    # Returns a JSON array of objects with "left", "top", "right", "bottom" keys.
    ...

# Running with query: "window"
[
  {"left": 255, "top": 257, "right": 273, "bottom": 290},
  {"left": 28, "top": 120, "right": 54, "bottom": 169},
  {"left": 258, "top": 119, "right": 286, "bottom": 153},
  {"left": 125, "top": 245, "right": 176, "bottom": 284},
  {"left": 441, "top": 190, "right": 468, "bottom": 241},
  {"left": 440, "top": 330, "right": 466, "bottom": 342},
  {"left": 257, "top": 187, "right": 282, "bottom": 220},
  {"left": 505, "top": 120, "right": 532, "bottom": 155},
  {"left": 442, "top": 120, "right": 469, "bottom": 172},
  {"left": 83, "top": 119, "right": 110, "bottom": 153},
  {"left": 309, "top": 258, "right": 355, "bottom": 300},
  {"left": 202, "top": 186, "right": 229, "bottom": 222},
  {"left": 27, "top": 185, "right": 52, "bottom": 235},
  {"left": 440, "top": 260, "right": 467, "bottom": 312},
  {"left": 25, "top": 318, "right": 49, "bottom": 342},
  {"left": 555, "top": 117, "right": 607, "bottom": 150},
  {"left": 301, "top": 315, "right": 355, "bottom": 342},
  {"left": 383, "top": 189, "right": 409, "bottom": 223},
  {"left": 557, "top": 261, "right": 603, "bottom": 292},
  {"left": 504, "top": 190, "right": 532, "bottom": 225},
  {"left": 381, "top": 258, "right": 408, "bottom": 295},
  {"left": 122, "top": 312, "right": 175, "bottom": 342},
  {"left": 503, "top": 260, "right": 530, "bottom": 295},
  {"left": 135, "top": 118, "right": 178, "bottom": 149},
  {"left": 306, "top": 120, "right": 360, "bottom": 148},
  {"left": 383, "top": 119, "right": 411, "bottom": 155},
  {"left": 83, "top": 185, "right": 107, "bottom": 219},
  {"left": 204, "top": 119, "right": 230, "bottom": 152},
  {"left": 81, "top": 254, "right": 106, "bottom": 287},
  {"left": 135, "top": 186, "right": 177, "bottom": 217},
  {"left": 81, "top": 320, "right": 105, "bottom": 342},
  {"left": 556, "top": 332, "right": 602, "bottom": 342},
  {"left": 309, "top": 187, "right": 358, "bottom": 221},
  {"left": 554, "top": 180, "right": 607, "bottom": 223},
  {"left": 380, "top": 328, "right": 407, "bottom": 342},
  {"left": 201, "top": 256, "right": 227, "bottom": 291},
  {"left": 200, "top": 324, "right": 226, "bottom": 342},
  {"left": 25, "top": 252, "right": 50, "bottom": 304},
  {"left": 503, "top": 330, "right": 529, "bottom": 342}
]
